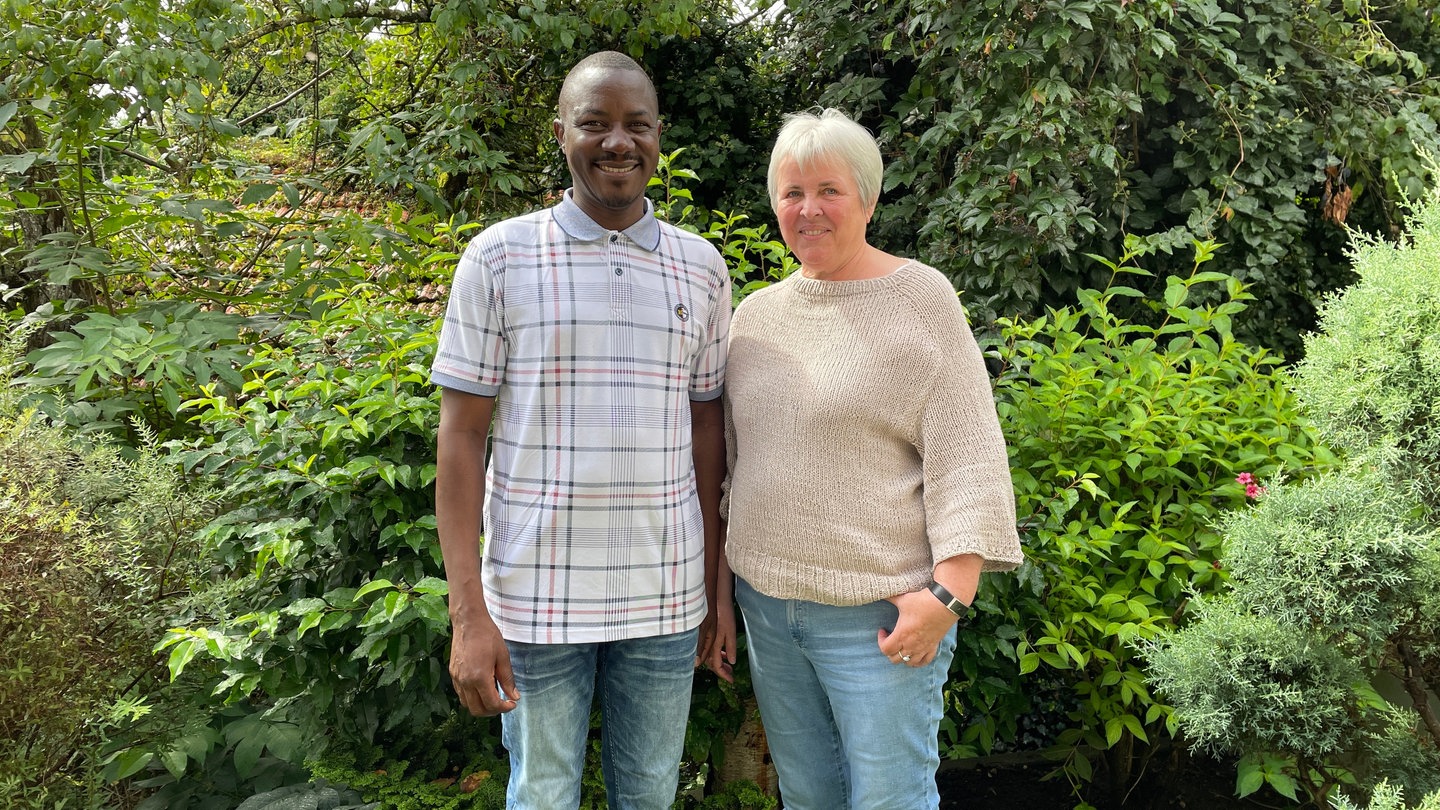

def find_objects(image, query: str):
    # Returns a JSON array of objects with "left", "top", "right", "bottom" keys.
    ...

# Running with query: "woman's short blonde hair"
[{"left": 767, "top": 108, "right": 883, "bottom": 210}]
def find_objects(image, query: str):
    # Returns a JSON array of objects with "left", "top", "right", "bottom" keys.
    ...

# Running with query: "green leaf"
[
  {"left": 160, "top": 746, "right": 189, "bottom": 779},
  {"left": 165, "top": 637, "right": 200, "bottom": 680},
  {"left": 1104, "top": 717, "right": 1123, "bottom": 748},
  {"left": 106, "top": 749, "right": 154, "bottom": 780},
  {"left": 296, "top": 611, "right": 325, "bottom": 639},
  {"left": 160, "top": 381, "right": 181, "bottom": 415},
  {"left": 1163, "top": 281, "right": 1187, "bottom": 309},
  {"left": 412, "top": 592, "right": 449, "bottom": 627},
  {"left": 1267, "top": 772, "right": 1299, "bottom": 800},
  {"left": 354, "top": 578, "right": 396, "bottom": 601},
  {"left": 0, "top": 152, "right": 38, "bottom": 174},
  {"left": 233, "top": 731, "right": 264, "bottom": 776},
  {"left": 240, "top": 183, "right": 278, "bottom": 206},
  {"left": 216, "top": 220, "right": 247, "bottom": 238},
  {"left": 1235, "top": 763, "right": 1264, "bottom": 797},
  {"left": 1018, "top": 653, "right": 1040, "bottom": 675}
]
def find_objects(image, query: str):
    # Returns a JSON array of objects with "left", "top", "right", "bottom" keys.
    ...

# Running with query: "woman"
[{"left": 710, "top": 108, "right": 1024, "bottom": 809}]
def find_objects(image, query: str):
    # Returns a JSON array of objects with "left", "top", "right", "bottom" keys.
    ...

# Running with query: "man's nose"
[{"left": 601, "top": 124, "right": 634, "bottom": 153}]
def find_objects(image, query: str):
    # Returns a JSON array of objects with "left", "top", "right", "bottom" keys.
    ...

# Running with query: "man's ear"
[{"left": 553, "top": 118, "right": 565, "bottom": 151}]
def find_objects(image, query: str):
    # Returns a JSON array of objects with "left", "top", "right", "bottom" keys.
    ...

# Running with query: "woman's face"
[{"left": 772, "top": 155, "right": 875, "bottom": 280}]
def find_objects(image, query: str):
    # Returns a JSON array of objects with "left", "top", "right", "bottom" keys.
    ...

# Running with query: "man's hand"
[
  {"left": 436, "top": 389, "right": 513, "bottom": 713},
  {"left": 449, "top": 609, "right": 519, "bottom": 716},
  {"left": 698, "top": 589, "right": 737, "bottom": 682}
]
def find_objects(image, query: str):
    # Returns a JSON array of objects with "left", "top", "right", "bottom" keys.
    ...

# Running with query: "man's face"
[{"left": 553, "top": 68, "right": 661, "bottom": 231}]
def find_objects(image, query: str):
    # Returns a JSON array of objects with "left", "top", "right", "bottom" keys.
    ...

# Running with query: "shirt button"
[
  {"left": 614, "top": 267, "right": 623, "bottom": 276},
  {"left": 609, "top": 234, "right": 619, "bottom": 243}
]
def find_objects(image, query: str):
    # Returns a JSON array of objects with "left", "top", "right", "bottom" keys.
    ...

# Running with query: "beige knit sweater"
[{"left": 723, "top": 260, "right": 1023, "bottom": 606}]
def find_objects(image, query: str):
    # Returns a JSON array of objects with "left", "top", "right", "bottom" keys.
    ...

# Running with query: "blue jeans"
[
  {"left": 736, "top": 577, "right": 957, "bottom": 810},
  {"left": 500, "top": 628, "right": 699, "bottom": 810}
]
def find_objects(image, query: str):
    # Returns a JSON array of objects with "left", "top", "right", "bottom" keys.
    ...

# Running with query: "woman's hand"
[
  {"left": 878, "top": 554, "right": 979, "bottom": 667},
  {"left": 878, "top": 587, "right": 959, "bottom": 667}
]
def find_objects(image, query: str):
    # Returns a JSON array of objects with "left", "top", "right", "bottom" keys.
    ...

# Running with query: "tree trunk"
[{"left": 716, "top": 694, "right": 778, "bottom": 797}]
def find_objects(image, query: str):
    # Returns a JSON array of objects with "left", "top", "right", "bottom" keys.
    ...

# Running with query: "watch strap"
[{"left": 927, "top": 580, "right": 969, "bottom": 619}]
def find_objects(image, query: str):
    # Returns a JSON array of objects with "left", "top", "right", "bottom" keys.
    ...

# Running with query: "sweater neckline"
[{"left": 789, "top": 260, "right": 919, "bottom": 297}]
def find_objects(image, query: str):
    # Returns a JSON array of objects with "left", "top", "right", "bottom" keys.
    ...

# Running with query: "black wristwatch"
[{"left": 927, "top": 581, "right": 970, "bottom": 619}]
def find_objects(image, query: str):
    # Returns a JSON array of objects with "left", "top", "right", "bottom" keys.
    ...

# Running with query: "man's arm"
[
  {"left": 436, "top": 388, "right": 517, "bottom": 715},
  {"left": 690, "top": 397, "right": 727, "bottom": 669},
  {"left": 702, "top": 548, "right": 736, "bottom": 682}
]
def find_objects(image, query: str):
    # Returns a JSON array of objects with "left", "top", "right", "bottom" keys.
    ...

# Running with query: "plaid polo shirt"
[{"left": 431, "top": 191, "right": 731, "bottom": 644}]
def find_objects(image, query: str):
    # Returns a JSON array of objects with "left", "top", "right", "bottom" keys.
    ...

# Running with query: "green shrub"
[
  {"left": 962, "top": 238, "right": 1337, "bottom": 804},
  {"left": 157, "top": 293, "right": 450, "bottom": 762},
  {"left": 1145, "top": 182, "right": 1440, "bottom": 806},
  {"left": 783, "top": 0, "right": 1440, "bottom": 357},
  {"left": 1142, "top": 468, "right": 1438, "bottom": 803},
  {"left": 17, "top": 302, "right": 249, "bottom": 442},
  {"left": 1293, "top": 181, "right": 1440, "bottom": 511},
  {"left": 0, "top": 324, "right": 214, "bottom": 809},
  {"left": 1332, "top": 781, "right": 1440, "bottom": 810}
]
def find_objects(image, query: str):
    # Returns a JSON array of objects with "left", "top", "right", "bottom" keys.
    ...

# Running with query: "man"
[{"left": 429, "top": 51, "right": 731, "bottom": 810}]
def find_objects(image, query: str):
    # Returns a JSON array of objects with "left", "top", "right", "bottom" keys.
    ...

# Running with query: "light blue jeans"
[
  {"left": 500, "top": 628, "right": 699, "bottom": 810},
  {"left": 736, "top": 577, "right": 957, "bottom": 810}
]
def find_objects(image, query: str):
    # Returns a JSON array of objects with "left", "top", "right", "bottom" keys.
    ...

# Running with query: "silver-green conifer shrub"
[
  {"left": 1143, "top": 180, "right": 1440, "bottom": 807},
  {"left": 1293, "top": 180, "right": 1440, "bottom": 512},
  {"left": 1333, "top": 781, "right": 1440, "bottom": 810}
]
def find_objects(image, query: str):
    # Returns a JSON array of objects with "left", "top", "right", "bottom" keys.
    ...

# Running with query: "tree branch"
[
  {"left": 223, "top": 2, "right": 435, "bottom": 55},
  {"left": 238, "top": 65, "right": 338, "bottom": 127},
  {"left": 114, "top": 148, "right": 171, "bottom": 172},
  {"left": 729, "top": 0, "right": 786, "bottom": 33},
  {"left": 1397, "top": 643, "right": 1440, "bottom": 748}
]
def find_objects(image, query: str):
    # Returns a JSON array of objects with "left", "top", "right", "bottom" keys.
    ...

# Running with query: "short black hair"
[{"left": 557, "top": 51, "right": 657, "bottom": 118}]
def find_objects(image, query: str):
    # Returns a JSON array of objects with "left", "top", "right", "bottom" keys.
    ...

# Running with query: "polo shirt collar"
[{"left": 553, "top": 189, "right": 662, "bottom": 252}]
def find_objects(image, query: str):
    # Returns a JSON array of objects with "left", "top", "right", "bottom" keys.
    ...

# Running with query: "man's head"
[{"left": 554, "top": 52, "right": 662, "bottom": 231}]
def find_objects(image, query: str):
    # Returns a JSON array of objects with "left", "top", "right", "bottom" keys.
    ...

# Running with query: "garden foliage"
[
  {"left": 965, "top": 240, "right": 1336, "bottom": 804},
  {"left": 4, "top": 0, "right": 1439, "bottom": 805},
  {"left": 1144, "top": 184, "right": 1440, "bottom": 807},
  {"left": 0, "top": 327, "right": 215, "bottom": 808},
  {"left": 155, "top": 297, "right": 456, "bottom": 770},
  {"left": 778, "top": 0, "right": 1440, "bottom": 355},
  {"left": 1334, "top": 781, "right": 1440, "bottom": 810}
]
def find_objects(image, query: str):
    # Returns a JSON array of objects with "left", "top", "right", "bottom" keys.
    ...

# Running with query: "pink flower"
[
  {"left": 1245, "top": 483, "right": 1267, "bottom": 499},
  {"left": 1235, "top": 472, "right": 1255, "bottom": 485}
]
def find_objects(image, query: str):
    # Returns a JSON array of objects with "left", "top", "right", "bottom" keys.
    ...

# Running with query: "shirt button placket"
[{"left": 608, "top": 232, "right": 627, "bottom": 314}]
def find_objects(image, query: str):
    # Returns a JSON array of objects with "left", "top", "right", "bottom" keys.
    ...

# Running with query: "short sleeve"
[
  {"left": 430, "top": 231, "right": 507, "bottom": 396},
  {"left": 918, "top": 291, "right": 1024, "bottom": 571},
  {"left": 689, "top": 254, "right": 732, "bottom": 401}
]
